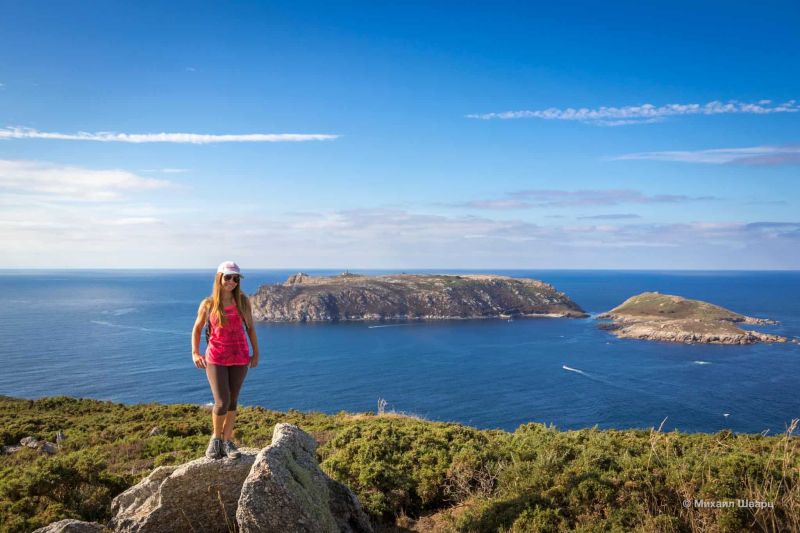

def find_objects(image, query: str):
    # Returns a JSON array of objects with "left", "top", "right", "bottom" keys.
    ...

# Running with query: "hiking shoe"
[
  {"left": 205, "top": 437, "right": 222, "bottom": 460},
  {"left": 223, "top": 440, "right": 240, "bottom": 459}
]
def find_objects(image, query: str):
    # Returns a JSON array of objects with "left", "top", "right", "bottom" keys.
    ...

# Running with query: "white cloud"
[
  {"left": 2, "top": 205, "right": 798, "bottom": 268},
  {"left": 141, "top": 168, "right": 190, "bottom": 174},
  {"left": 110, "top": 217, "right": 161, "bottom": 225},
  {"left": 0, "top": 159, "right": 170, "bottom": 201},
  {"left": 612, "top": 144, "right": 800, "bottom": 165},
  {"left": 466, "top": 99, "right": 799, "bottom": 125},
  {"left": 0, "top": 127, "right": 339, "bottom": 144}
]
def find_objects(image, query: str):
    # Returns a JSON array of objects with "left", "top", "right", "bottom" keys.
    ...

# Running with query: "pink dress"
[{"left": 205, "top": 304, "right": 250, "bottom": 366}]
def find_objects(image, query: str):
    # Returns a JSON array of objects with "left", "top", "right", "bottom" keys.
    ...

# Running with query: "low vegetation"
[{"left": 0, "top": 396, "right": 797, "bottom": 532}]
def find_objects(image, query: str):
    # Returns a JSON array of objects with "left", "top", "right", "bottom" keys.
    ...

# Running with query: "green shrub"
[{"left": 0, "top": 396, "right": 797, "bottom": 532}]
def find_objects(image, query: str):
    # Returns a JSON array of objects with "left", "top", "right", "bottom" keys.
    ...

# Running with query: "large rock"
[
  {"left": 237, "top": 423, "right": 372, "bottom": 533},
  {"left": 32, "top": 519, "right": 106, "bottom": 532},
  {"left": 109, "top": 448, "right": 258, "bottom": 533}
]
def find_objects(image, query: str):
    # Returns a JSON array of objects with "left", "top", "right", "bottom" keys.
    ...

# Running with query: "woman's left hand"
[{"left": 249, "top": 354, "right": 259, "bottom": 368}]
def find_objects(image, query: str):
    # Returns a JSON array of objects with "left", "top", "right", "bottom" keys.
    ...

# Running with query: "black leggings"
[{"left": 206, "top": 364, "right": 249, "bottom": 416}]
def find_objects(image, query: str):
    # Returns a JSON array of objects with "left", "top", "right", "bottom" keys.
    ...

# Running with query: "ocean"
[{"left": 1, "top": 269, "right": 798, "bottom": 434}]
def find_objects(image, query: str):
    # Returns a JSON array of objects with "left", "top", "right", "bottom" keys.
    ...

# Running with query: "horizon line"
[{"left": 1, "top": 267, "right": 799, "bottom": 273}]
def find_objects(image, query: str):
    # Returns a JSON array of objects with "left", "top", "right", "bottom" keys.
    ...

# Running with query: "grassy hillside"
[
  {"left": 601, "top": 292, "right": 749, "bottom": 322},
  {"left": 0, "top": 396, "right": 797, "bottom": 532}
]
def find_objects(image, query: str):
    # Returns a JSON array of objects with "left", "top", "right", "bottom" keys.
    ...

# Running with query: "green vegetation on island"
[{"left": 1, "top": 396, "right": 798, "bottom": 532}]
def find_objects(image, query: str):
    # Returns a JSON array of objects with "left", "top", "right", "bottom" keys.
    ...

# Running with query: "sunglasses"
[{"left": 223, "top": 274, "right": 240, "bottom": 282}]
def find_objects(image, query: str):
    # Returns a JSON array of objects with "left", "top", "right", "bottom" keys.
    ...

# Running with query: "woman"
[{"left": 191, "top": 261, "right": 260, "bottom": 460}]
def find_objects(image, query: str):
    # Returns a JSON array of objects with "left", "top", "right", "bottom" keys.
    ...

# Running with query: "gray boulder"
[
  {"left": 109, "top": 449, "right": 258, "bottom": 533},
  {"left": 32, "top": 519, "right": 106, "bottom": 532},
  {"left": 17, "top": 436, "right": 59, "bottom": 454},
  {"left": 39, "top": 441, "right": 59, "bottom": 454},
  {"left": 237, "top": 423, "right": 372, "bottom": 533}
]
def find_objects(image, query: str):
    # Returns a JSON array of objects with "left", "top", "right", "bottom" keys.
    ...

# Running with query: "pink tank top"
[{"left": 205, "top": 304, "right": 250, "bottom": 366}]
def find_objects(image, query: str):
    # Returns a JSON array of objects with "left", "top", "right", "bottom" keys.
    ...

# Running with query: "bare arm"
[
  {"left": 191, "top": 301, "right": 209, "bottom": 368},
  {"left": 245, "top": 305, "right": 260, "bottom": 368}
]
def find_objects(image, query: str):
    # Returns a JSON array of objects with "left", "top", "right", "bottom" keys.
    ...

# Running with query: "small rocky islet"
[
  {"left": 598, "top": 291, "right": 787, "bottom": 345},
  {"left": 248, "top": 273, "right": 788, "bottom": 345}
]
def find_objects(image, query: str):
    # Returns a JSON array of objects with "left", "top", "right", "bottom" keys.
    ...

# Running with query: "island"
[
  {"left": 597, "top": 291, "right": 787, "bottom": 344},
  {"left": 250, "top": 272, "right": 588, "bottom": 322}
]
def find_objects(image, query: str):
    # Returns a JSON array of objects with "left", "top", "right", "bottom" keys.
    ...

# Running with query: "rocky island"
[
  {"left": 598, "top": 292, "right": 787, "bottom": 344},
  {"left": 250, "top": 272, "right": 587, "bottom": 322}
]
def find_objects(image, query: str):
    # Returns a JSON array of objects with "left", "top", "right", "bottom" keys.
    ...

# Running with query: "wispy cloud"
[
  {"left": 0, "top": 127, "right": 339, "bottom": 144},
  {"left": 3, "top": 203, "right": 799, "bottom": 268},
  {"left": 746, "top": 200, "right": 788, "bottom": 206},
  {"left": 0, "top": 159, "right": 170, "bottom": 201},
  {"left": 577, "top": 213, "right": 641, "bottom": 220},
  {"left": 142, "top": 168, "right": 190, "bottom": 174},
  {"left": 450, "top": 189, "right": 716, "bottom": 209},
  {"left": 466, "top": 99, "right": 799, "bottom": 126},
  {"left": 613, "top": 144, "right": 800, "bottom": 165},
  {"left": 451, "top": 199, "right": 533, "bottom": 210},
  {"left": 110, "top": 217, "right": 162, "bottom": 225}
]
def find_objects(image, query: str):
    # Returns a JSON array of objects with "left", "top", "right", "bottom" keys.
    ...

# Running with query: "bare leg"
[
  {"left": 212, "top": 413, "right": 226, "bottom": 439},
  {"left": 223, "top": 410, "right": 237, "bottom": 441}
]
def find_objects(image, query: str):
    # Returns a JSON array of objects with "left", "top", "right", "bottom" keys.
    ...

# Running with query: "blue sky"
[{"left": 1, "top": 1, "right": 798, "bottom": 269}]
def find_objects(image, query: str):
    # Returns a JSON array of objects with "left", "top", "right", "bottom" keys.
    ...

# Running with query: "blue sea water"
[{"left": 0, "top": 269, "right": 798, "bottom": 435}]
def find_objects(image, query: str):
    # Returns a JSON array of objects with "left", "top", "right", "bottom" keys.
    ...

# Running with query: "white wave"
[
  {"left": 693, "top": 361, "right": 712, "bottom": 365},
  {"left": 90, "top": 320, "right": 183, "bottom": 336},
  {"left": 368, "top": 324, "right": 412, "bottom": 329},
  {"left": 562, "top": 365, "right": 588, "bottom": 376}
]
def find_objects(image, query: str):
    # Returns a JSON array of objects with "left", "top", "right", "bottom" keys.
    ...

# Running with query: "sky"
[{"left": 1, "top": 0, "right": 799, "bottom": 269}]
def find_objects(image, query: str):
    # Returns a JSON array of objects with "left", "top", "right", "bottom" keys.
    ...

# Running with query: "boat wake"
[
  {"left": 90, "top": 320, "right": 183, "bottom": 336},
  {"left": 693, "top": 361, "right": 712, "bottom": 365},
  {"left": 102, "top": 307, "right": 139, "bottom": 316},
  {"left": 368, "top": 324, "right": 412, "bottom": 329},
  {"left": 562, "top": 364, "right": 588, "bottom": 376}
]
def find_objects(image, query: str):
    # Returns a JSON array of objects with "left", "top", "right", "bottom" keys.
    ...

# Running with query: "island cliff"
[
  {"left": 250, "top": 272, "right": 587, "bottom": 322},
  {"left": 598, "top": 292, "right": 787, "bottom": 344}
]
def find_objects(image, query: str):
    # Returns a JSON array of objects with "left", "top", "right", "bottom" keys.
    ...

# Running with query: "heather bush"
[{"left": 0, "top": 396, "right": 797, "bottom": 532}]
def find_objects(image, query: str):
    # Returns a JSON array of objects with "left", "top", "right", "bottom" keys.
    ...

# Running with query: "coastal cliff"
[
  {"left": 250, "top": 272, "right": 587, "bottom": 322},
  {"left": 598, "top": 292, "right": 787, "bottom": 344}
]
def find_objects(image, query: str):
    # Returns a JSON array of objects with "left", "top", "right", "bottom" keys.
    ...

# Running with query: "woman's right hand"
[{"left": 192, "top": 353, "right": 207, "bottom": 369}]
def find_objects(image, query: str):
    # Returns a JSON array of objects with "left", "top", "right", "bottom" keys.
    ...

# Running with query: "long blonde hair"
[{"left": 204, "top": 273, "right": 251, "bottom": 328}]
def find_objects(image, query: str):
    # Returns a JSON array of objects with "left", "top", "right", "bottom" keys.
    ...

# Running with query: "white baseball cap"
[{"left": 217, "top": 261, "right": 244, "bottom": 278}]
